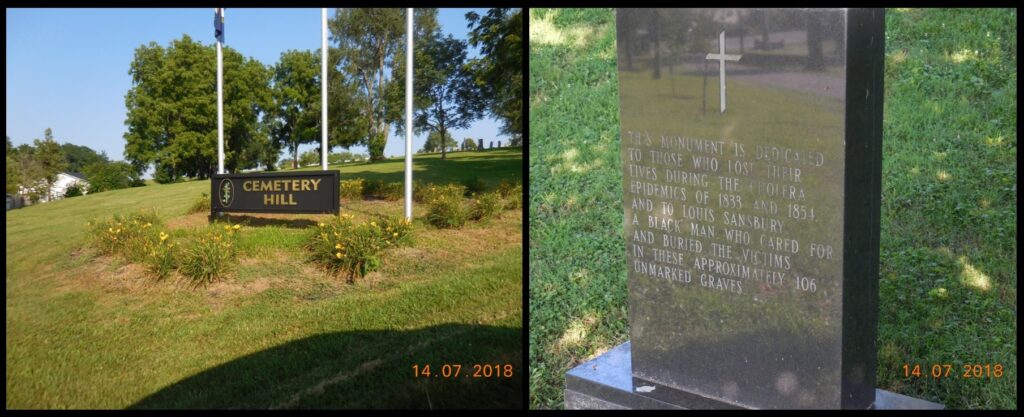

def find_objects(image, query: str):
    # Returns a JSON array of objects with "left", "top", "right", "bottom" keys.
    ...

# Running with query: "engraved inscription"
[{"left": 624, "top": 131, "right": 837, "bottom": 297}]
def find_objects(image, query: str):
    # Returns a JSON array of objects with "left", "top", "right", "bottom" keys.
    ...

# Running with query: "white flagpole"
[
  {"left": 321, "top": 8, "right": 328, "bottom": 171},
  {"left": 404, "top": 8, "right": 413, "bottom": 220},
  {"left": 217, "top": 8, "right": 224, "bottom": 174}
]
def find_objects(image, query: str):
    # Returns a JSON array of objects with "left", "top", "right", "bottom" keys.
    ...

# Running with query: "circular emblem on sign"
[{"left": 219, "top": 179, "right": 234, "bottom": 208}]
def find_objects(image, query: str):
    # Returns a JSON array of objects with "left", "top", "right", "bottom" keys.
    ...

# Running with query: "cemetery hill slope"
[{"left": 5, "top": 148, "right": 523, "bottom": 408}]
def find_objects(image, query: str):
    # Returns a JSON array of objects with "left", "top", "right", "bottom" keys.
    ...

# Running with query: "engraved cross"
[{"left": 705, "top": 31, "right": 742, "bottom": 113}]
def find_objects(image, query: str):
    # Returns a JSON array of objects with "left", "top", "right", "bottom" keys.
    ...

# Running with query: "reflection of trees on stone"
[
  {"left": 806, "top": 10, "right": 825, "bottom": 71},
  {"left": 616, "top": 9, "right": 641, "bottom": 71},
  {"left": 649, "top": 9, "right": 662, "bottom": 79}
]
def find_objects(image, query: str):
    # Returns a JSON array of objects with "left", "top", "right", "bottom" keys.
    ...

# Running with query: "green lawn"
[
  {"left": 529, "top": 8, "right": 1016, "bottom": 410},
  {"left": 291, "top": 148, "right": 523, "bottom": 188},
  {"left": 6, "top": 149, "right": 523, "bottom": 409}
]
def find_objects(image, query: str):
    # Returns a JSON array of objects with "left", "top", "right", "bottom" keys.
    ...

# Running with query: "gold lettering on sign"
[{"left": 264, "top": 194, "right": 298, "bottom": 205}]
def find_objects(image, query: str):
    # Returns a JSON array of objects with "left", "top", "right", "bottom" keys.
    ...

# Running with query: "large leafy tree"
[
  {"left": 35, "top": 129, "right": 69, "bottom": 199},
  {"left": 83, "top": 161, "right": 144, "bottom": 193},
  {"left": 7, "top": 137, "right": 21, "bottom": 194},
  {"left": 466, "top": 8, "right": 523, "bottom": 144},
  {"left": 399, "top": 32, "right": 483, "bottom": 160},
  {"left": 60, "top": 143, "right": 109, "bottom": 174},
  {"left": 124, "top": 35, "right": 272, "bottom": 182},
  {"left": 328, "top": 8, "right": 438, "bottom": 161},
  {"left": 421, "top": 130, "right": 457, "bottom": 153},
  {"left": 269, "top": 49, "right": 321, "bottom": 169}
]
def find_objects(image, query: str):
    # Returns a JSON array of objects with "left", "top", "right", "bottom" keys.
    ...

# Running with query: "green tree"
[
  {"left": 329, "top": 8, "right": 438, "bottom": 161},
  {"left": 400, "top": 32, "right": 483, "bottom": 160},
  {"left": 270, "top": 50, "right": 321, "bottom": 169},
  {"left": 462, "top": 137, "right": 476, "bottom": 150},
  {"left": 466, "top": 8, "right": 523, "bottom": 142},
  {"left": 124, "top": 35, "right": 272, "bottom": 183},
  {"left": 6, "top": 136, "right": 19, "bottom": 194},
  {"left": 328, "top": 150, "right": 356, "bottom": 165},
  {"left": 83, "top": 161, "right": 144, "bottom": 193},
  {"left": 34, "top": 129, "right": 68, "bottom": 200},
  {"left": 63, "top": 183, "right": 85, "bottom": 198},
  {"left": 421, "top": 130, "right": 457, "bottom": 153},
  {"left": 298, "top": 148, "right": 321, "bottom": 167},
  {"left": 60, "top": 143, "right": 109, "bottom": 174}
]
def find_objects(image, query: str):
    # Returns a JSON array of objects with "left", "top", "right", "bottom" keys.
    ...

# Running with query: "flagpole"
[
  {"left": 321, "top": 8, "right": 328, "bottom": 171},
  {"left": 404, "top": 8, "right": 413, "bottom": 220},
  {"left": 216, "top": 8, "right": 224, "bottom": 174}
]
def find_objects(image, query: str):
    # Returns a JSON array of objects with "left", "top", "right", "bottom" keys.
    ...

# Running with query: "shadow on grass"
[
  {"left": 213, "top": 214, "right": 320, "bottom": 229},
  {"left": 130, "top": 323, "right": 522, "bottom": 409}
]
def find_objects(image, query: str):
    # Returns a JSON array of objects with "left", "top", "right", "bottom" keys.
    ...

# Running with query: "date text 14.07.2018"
[{"left": 412, "top": 364, "right": 514, "bottom": 378}]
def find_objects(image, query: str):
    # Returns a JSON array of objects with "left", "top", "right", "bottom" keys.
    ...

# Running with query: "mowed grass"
[
  {"left": 6, "top": 149, "right": 523, "bottom": 409},
  {"left": 528, "top": 8, "right": 1016, "bottom": 410},
  {"left": 292, "top": 147, "right": 523, "bottom": 188}
]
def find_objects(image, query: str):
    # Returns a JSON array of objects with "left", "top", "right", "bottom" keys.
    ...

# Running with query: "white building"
[{"left": 19, "top": 172, "right": 90, "bottom": 203}]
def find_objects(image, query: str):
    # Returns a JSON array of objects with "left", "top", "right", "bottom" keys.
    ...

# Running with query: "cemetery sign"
[{"left": 211, "top": 171, "right": 340, "bottom": 215}]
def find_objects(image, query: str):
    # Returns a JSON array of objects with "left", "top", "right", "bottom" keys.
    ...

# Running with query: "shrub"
[
  {"left": 178, "top": 224, "right": 241, "bottom": 285},
  {"left": 461, "top": 177, "right": 487, "bottom": 196},
  {"left": 340, "top": 179, "right": 365, "bottom": 200},
  {"left": 471, "top": 191, "right": 504, "bottom": 221},
  {"left": 88, "top": 210, "right": 162, "bottom": 262},
  {"left": 362, "top": 180, "right": 403, "bottom": 200},
  {"left": 308, "top": 214, "right": 414, "bottom": 282},
  {"left": 381, "top": 182, "right": 404, "bottom": 201},
  {"left": 412, "top": 180, "right": 430, "bottom": 203},
  {"left": 496, "top": 181, "right": 523, "bottom": 210},
  {"left": 64, "top": 183, "right": 85, "bottom": 198},
  {"left": 426, "top": 194, "right": 470, "bottom": 229},
  {"left": 143, "top": 230, "right": 178, "bottom": 280},
  {"left": 416, "top": 182, "right": 465, "bottom": 204},
  {"left": 188, "top": 192, "right": 211, "bottom": 214}
]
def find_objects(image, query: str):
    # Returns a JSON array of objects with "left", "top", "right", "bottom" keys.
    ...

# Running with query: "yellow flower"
[
  {"left": 108, "top": 227, "right": 113, "bottom": 233},
  {"left": 335, "top": 252, "right": 342, "bottom": 259},
  {"left": 232, "top": 224, "right": 241, "bottom": 230},
  {"left": 224, "top": 225, "right": 231, "bottom": 230},
  {"left": 335, "top": 243, "right": 342, "bottom": 249},
  {"left": 319, "top": 222, "right": 326, "bottom": 228},
  {"left": 370, "top": 222, "right": 376, "bottom": 227},
  {"left": 392, "top": 232, "right": 398, "bottom": 237},
  {"left": 145, "top": 222, "right": 152, "bottom": 228}
]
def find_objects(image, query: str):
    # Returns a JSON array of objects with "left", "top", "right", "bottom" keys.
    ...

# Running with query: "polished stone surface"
[
  {"left": 565, "top": 342, "right": 943, "bottom": 410},
  {"left": 616, "top": 9, "right": 885, "bottom": 408}
]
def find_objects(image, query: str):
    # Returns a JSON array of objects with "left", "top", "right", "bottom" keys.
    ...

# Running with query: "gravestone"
[{"left": 565, "top": 8, "right": 941, "bottom": 409}]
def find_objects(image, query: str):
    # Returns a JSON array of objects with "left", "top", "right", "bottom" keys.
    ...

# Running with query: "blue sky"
[{"left": 6, "top": 8, "right": 506, "bottom": 174}]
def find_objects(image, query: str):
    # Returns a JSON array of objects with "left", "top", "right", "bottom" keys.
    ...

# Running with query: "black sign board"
[{"left": 211, "top": 171, "right": 340, "bottom": 215}]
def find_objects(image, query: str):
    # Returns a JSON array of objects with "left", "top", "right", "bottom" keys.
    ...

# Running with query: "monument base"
[{"left": 565, "top": 342, "right": 944, "bottom": 410}]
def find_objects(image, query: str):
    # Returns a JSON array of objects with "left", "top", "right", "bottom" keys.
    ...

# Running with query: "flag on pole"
[{"left": 214, "top": 8, "right": 225, "bottom": 43}]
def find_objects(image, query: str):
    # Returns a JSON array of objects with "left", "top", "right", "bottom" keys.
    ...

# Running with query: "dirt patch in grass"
[
  {"left": 52, "top": 255, "right": 182, "bottom": 303},
  {"left": 166, "top": 212, "right": 211, "bottom": 230}
]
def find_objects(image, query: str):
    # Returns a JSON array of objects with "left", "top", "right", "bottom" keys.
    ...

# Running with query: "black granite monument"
[{"left": 565, "top": 8, "right": 941, "bottom": 410}]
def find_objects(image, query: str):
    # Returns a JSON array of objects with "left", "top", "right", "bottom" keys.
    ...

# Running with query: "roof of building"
[{"left": 62, "top": 172, "right": 88, "bottom": 181}]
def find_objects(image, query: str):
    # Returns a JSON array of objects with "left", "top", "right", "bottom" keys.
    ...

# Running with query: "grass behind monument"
[
  {"left": 528, "top": 8, "right": 1016, "bottom": 410},
  {"left": 5, "top": 149, "right": 523, "bottom": 409}
]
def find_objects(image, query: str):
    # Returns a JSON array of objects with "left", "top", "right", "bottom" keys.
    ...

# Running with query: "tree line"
[
  {"left": 7, "top": 129, "right": 144, "bottom": 202},
  {"left": 124, "top": 8, "right": 522, "bottom": 184}
]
